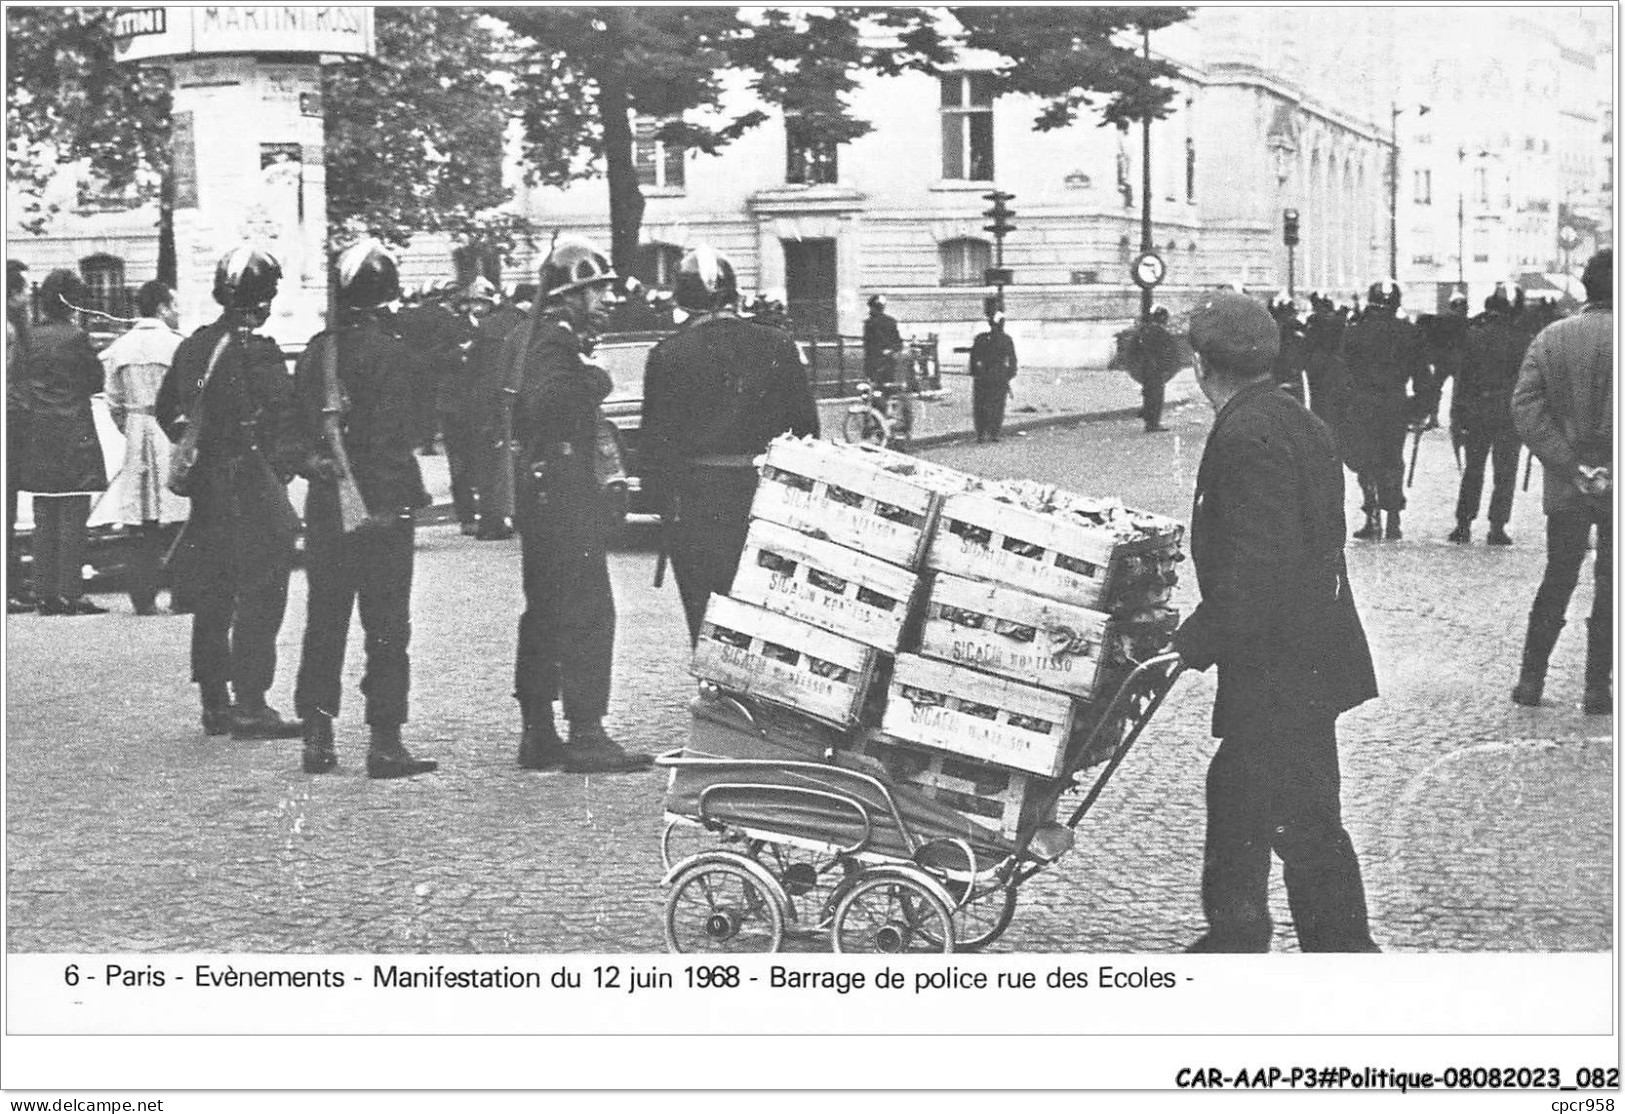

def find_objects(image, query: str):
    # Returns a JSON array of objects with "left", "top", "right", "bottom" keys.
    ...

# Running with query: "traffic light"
[
  {"left": 1283, "top": 208, "right": 1300, "bottom": 247},
  {"left": 983, "top": 191, "right": 1017, "bottom": 238}
]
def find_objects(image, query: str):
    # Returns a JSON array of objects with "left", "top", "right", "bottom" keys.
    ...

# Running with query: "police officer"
[
  {"left": 1133, "top": 305, "right": 1180, "bottom": 433},
  {"left": 1447, "top": 288, "right": 1529, "bottom": 546},
  {"left": 1340, "top": 280, "right": 1429, "bottom": 541},
  {"left": 969, "top": 310, "right": 1018, "bottom": 442},
  {"left": 156, "top": 247, "right": 305, "bottom": 738},
  {"left": 291, "top": 240, "right": 437, "bottom": 779},
  {"left": 1303, "top": 292, "right": 1352, "bottom": 448},
  {"left": 642, "top": 245, "right": 820, "bottom": 643},
  {"left": 468, "top": 285, "right": 529, "bottom": 540},
  {"left": 1269, "top": 293, "right": 1308, "bottom": 403},
  {"left": 508, "top": 237, "right": 650, "bottom": 773},
  {"left": 439, "top": 278, "right": 496, "bottom": 534},
  {"left": 1424, "top": 291, "right": 1470, "bottom": 427}
]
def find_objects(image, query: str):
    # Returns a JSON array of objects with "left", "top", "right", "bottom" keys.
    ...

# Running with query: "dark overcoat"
[
  {"left": 15, "top": 320, "right": 107, "bottom": 493},
  {"left": 1174, "top": 381, "right": 1378, "bottom": 737}
]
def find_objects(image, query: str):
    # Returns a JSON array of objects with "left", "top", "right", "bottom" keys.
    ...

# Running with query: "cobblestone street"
[{"left": 6, "top": 376, "right": 1612, "bottom": 954}]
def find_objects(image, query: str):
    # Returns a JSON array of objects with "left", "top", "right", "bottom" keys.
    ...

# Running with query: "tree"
[
  {"left": 948, "top": 7, "right": 1195, "bottom": 130},
  {"left": 492, "top": 7, "right": 949, "bottom": 275},
  {"left": 5, "top": 7, "right": 526, "bottom": 284}
]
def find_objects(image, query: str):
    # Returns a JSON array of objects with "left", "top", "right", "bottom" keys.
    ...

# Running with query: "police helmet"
[
  {"left": 674, "top": 245, "right": 738, "bottom": 312},
  {"left": 538, "top": 236, "right": 616, "bottom": 301},
  {"left": 213, "top": 246, "right": 281, "bottom": 309},
  {"left": 1269, "top": 292, "right": 1297, "bottom": 316},
  {"left": 335, "top": 239, "right": 401, "bottom": 309},
  {"left": 1365, "top": 279, "right": 1401, "bottom": 310}
]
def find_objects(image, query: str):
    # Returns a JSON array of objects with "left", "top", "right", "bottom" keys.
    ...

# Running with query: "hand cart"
[{"left": 655, "top": 651, "right": 1184, "bottom": 953}]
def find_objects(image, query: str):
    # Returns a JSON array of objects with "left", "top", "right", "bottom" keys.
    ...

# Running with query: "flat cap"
[{"left": 1188, "top": 290, "right": 1279, "bottom": 370}]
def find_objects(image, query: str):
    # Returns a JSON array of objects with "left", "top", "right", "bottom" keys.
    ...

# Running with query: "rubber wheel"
[
  {"left": 920, "top": 882, "right": 1018, "bottom": 952},
  {"left": 664, "top": 859, "right": 785, "bottom": 954},
  {"left": 844, "top": 408, "right": 888, "bottom": 448},
  {"left": 831, "top": 874, "right": 954, "bottom": 954}
]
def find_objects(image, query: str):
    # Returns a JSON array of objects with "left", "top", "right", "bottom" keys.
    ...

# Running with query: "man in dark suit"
[{"left": 1172, "top": 289, "right": 1381, "bottom": 953}]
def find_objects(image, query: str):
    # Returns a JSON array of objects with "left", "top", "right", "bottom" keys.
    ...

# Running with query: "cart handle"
[
  {"left": 1062, "top": 651, "right": 1184, "bottom": 828},
  {"left": 656, "top": 752, "right": 924, "bottom": 855},
  {"left": 696, "top": 782, "right": 873, "bottom": 858}
]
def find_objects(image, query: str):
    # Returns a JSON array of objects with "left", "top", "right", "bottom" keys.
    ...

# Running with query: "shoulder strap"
[{"left": 185, "top": 330, "right": 235, "bottom": 426}]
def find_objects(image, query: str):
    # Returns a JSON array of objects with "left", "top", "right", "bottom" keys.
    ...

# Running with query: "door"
[{"left": 783, "top": 239, "right": 837, "bottom": 338}]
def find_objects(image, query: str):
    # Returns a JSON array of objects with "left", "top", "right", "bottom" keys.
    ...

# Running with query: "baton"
[
  {"left": 1406, "top": 424, "right": 1425, "bottom": 488},
  {"left": 1522, "top": 448, "right": 1534, "bottom": 492}
]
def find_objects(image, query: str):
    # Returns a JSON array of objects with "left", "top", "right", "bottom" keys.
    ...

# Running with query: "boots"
[
  {"left": 1351, "top": 510, "right": 1382, "bottom": 541},
  {"left": 517, "top": 702, "right": 565, "bottom": 770},
  {"left": 1446, "top": 521, "right": 1471, "bottom": 544},
  {"left": 302, "top": 713, "right": 338, "bottom": 774},
  {"left": 560, "top": 720, "right": 653, "bottom": 774},
  {"left": 1486, "top": 524, "right": 1513, "bottom": 546},
  {"left": 365, "top": 724, "right": 438, "bottom": 780},
  {"left": 1384, "top": 510, "right": 1403, "bottom": 541},
  {"left": 1584, "top": 618, "right": 1612, "bottom": 715},
  {"left": 200, "top": 684, "right": 232, "bottom": 736},
  {"left": 1512, "top": 613, "right": 1564, "bottom": 707}
]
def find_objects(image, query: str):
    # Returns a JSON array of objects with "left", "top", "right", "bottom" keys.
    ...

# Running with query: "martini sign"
[{"left": 115, "top": 6, "right": 375, "bottom": 62}]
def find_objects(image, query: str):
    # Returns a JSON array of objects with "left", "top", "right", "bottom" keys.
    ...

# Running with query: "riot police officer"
[
  {"left": 468, "top": 286, "right": 529, "bottom": 540},
  {"left": 1447, "top": 288, "right": 1529, "bottom": 545},
  {"left": 642, "top": 245, "right": 820, "bottom": 642},
  {"left": 1269, "top": 293, "right": 1308, "bottom": 403},
  {"left": 1340, "top": 280, "right": 1429, "bottom": 540},
  {"left": 507, "top": 237, "right": 650, "bottom": 773},
  {"left": 156, "top": 247, "right": 305, "bottom": 738},
  {"left": 291, "top": 240, "right": 437, "bottom": 779}
]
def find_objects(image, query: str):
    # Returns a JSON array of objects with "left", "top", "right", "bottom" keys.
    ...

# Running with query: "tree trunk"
[
  {"left": 156, "top": 169, "right": 177, "bottom": 287},
  {"left": 597, "top": 38, "right": 645, "bottom": 277}
]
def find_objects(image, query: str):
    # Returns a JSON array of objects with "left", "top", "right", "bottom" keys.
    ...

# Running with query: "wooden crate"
[
  {"left": 926, "top": 489, "right": 1183, "bottom": 612},
  {"left": 881, "top": 654, "right": 1076, "bottom": 778},
  {"left": 691, "top": 595, "right": 880, "bottom": 728},
  {"left": 730, "top": 519, "right": 922, "bottom": 651},
  {"left": 919, "top": 573, "right": 1119, "bottom": 701},
  {"left": 750, "top": 437, "right": 958, "bottom": 568},
  {"left": 846, "top": 730, "right": 1061, "bottom": 842}
]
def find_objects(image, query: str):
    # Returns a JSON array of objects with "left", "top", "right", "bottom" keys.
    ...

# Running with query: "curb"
[{"left": 907, "top": 395, "right": 1195, "bottom": 450}]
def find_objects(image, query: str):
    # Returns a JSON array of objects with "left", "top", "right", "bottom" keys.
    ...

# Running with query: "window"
[
  {"left": 634, "top": 118, "right": 685, "bottom": 190},
  {"left": 1413, "top": 169, "right": 1432, "bottom": 205},
  {"left": 1474, "top": 166, "right": 1490, "bottom": 205},
  {"left": 940, "top": 74, "right": 995, "bottom": 181},
  {"left": 785, "top": 116, "right": 838, "bottom": 185},
  {"left": 634, "top": 243, "right": 684, "bottom": 289},
  {"left": 78, "top": 254, "right": 125, "bottom": 315},
  {"left": 452, "top": 244, "right": 500, "bottom": 288},
  {"left": 938, "top": 238, "right": 991, "bottom": 286}
]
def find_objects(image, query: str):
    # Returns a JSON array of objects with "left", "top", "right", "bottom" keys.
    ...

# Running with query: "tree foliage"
[{"left": 949, "top": 7, "right": 1195, "bottom": 130}]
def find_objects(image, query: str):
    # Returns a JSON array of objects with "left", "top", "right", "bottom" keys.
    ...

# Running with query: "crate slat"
[
  {"left": 849, "top": 731, "right": 1060, "bottom": 841},
  {"left": 730, "top": 519, "right": 921, "bottom": 651},
  {"left": 919, "top": 573, "right": 1118, "bottom": 700},
  {"left": 881, "top": 654, "right": 1075, "bottom": 778},
  {"left": 691, "top": 595, "right": 879, "bottom": 727}
]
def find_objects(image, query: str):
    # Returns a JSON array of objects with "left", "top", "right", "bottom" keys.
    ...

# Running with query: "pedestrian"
[
  {"left": 1447, "top": 288, "right": 1529, "bottom": 546},
  {"left": 438, "top": 278, "right": 495, "bottom": 535},
  {"left": 1268, "top": 293, "right": 1308, "bottom": 403},
  {"left": 15, "top": 269, "right": 110, "bottom": 616},
  {"left": 1510, "top": 247, "right": 1613, "bottom": 714},
  {"left": 7, "top": 260, "right": 35, "bottom": 613},
  {"left": 641, "top": 245, "right": 820, "bottom": 643},
  {"left": 1172, "top": 289, "right": 1381, "bottom": 954},
  {"left": 468, "top": 284, "right": 529, "bottom": 541},
  {"left": 503, "top": 236, "right": 651, "bottom": 773},
  {"left": 863, "top": 294, "right": 904, "bottom": 387},
  {"left": 292, "top": 240, "right": 438, "bottom": 778},
  {"left": 1340, "top": 280, "right": 1430, "bottom": 541},
  {"left": 156, "top": 247, "right": 305, "bottom": 739},
  {"left": 1134, "top": 306, "right": 1181, "bottom": 433},
  {"left": 968, "top": 310, "right": 1018, "bottom": 442},
  {"left": 95, "top": 280, "right": 190, "bottom": 614}
]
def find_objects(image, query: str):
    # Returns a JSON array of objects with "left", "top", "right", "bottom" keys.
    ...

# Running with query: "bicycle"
[{"left": 844, "top": 380, "right": 916, "bottom": 451}]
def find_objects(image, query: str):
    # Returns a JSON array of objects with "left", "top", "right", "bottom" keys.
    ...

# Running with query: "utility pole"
[
  {"left": 1389, "top": 102, "right": 1400, "bottom": 281},
  {"left": 1140, "top": 25, "right": 1154, "bottom": 326},
  {"left": 981, "top": 190, "right": 1016, "bottom": 313}
]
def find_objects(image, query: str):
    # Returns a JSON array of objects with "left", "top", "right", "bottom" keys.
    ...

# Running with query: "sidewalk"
[{"left": 415, "top": 365, "right": 1199, "bottom": 512}]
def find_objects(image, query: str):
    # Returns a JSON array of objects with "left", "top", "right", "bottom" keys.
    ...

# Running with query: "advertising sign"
[{"left": 114, "top": 6, "right": 374, "bottom": 62}]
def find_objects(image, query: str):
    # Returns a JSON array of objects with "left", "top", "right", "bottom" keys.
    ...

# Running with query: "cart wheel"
[
  {"left": 831, "top": 874, "right": 954, "bottom": 954},
  {"left": 665, "top": 859, "right": 785, "bottom": 954},
  {"left": 746, "top": 842, "right": 847, "bottom": 939},
  {"left": 920, "top": 882, "right": 1018, "bottom": 952},
  {"left": 844, "top": 408, "right": 888, "bottom": 448}
]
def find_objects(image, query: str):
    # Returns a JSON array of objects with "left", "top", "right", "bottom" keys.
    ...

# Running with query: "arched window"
[
  {"left": 79, "top": 253, "right": 125, "bottom": 315},
  {"left": 635, "top": 243, "right": 684, "bottom": 289},
  {"left": 939, "top": 238, "right": 992, "bottom": 287}
]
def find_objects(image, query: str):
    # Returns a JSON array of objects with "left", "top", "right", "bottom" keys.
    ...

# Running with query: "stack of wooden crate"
[{"left": 680, "top": 435, "right": 1185, "bottom": 845}]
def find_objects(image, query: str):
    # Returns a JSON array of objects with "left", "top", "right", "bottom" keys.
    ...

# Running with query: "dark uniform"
[
  {"left": 395, "top": 296, "right": 462, "bottom": 454},
  {"left": 291, "top": 309, "right": 429, "bottom": 731},
  {"left": 511, "top": 309, "right": 618, "bottom": 724},
  {"left": 469, "top": 300, "right": 529, "bottom": 537},
  {"left": 435, "top": 308, "right": 483, "bottom": 530},
  {"left": 1302, "top": 302, "right": 1351, "bottom": 454},
  {"left": 1270, "top": 306, "right": 1308, "bottom": 402},
  {"left": 642, "top": 311, "right": 820, "bottom": 641},
  {"left": 1133, "top": 315, "right": 1181, "bottom": 432},
  {"left": 1450, "top": 305, "right": 1529, "bottom": 539},
  {"left": 156, "top": 317, "right": 304, "bottom": 725},
  {"left": 1420, "top": 304, "right": 1468, "bottom": 425},
  {"left": 863, "top": 306, "right": 904, "bottom": 385},
  {"left": 1340, "top": 304, "right": 1428, "bottom": 534},
  {"left": 968, "top": 322, "right": 1017, "bottom": 441}
]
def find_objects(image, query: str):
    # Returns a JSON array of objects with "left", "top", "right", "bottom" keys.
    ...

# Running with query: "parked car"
[{"left": 591, "top": 331, "right": 669, "bottom": 518}]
